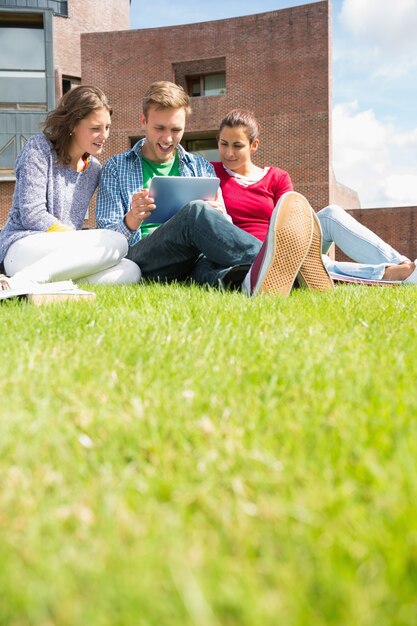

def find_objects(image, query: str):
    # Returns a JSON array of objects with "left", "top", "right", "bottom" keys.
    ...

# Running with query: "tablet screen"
[{"left": 144, "top": 176, "right": 220, "bottom": 224}]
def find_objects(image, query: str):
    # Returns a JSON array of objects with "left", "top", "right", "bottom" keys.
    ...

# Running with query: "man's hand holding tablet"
[{"left": 125, "top": 189, "right": 156, "bottom": 231}]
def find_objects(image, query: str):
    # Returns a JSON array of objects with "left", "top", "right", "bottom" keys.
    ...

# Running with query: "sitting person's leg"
[
  {"left": 188, "top": 256, "right": 249, "bottom": 288},
  {"left": 317, "top": 204, "right": 415, "bottom": 281},
  {"left": 128, "top": 193, "right": 330, "bottom": 295},
  {"left": 322, "top": 256, "right": 389, "bottom": 280},
  {"left": 151, "top": 192, "right": 327, "bottom": 295},
  {"left": 127, "top": 200, "right": 262, "bottom": 284},
  {"left": 77, "top": 258, "right": 141, "bottom": 284},
  {"left": 4, "top": 230, "right": 140, "bottom": 284},
  {"left": 318, "top": 204, "right": 407, "bottom": 263}
]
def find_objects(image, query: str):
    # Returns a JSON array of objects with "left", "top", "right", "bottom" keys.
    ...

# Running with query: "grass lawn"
[{"left": 1, "top": 283, "right": 416, "bottom": 626}]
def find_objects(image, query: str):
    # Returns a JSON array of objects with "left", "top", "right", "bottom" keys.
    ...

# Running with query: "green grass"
[{"left": 1, "top": 283, "right": 417, "bottom": 626}]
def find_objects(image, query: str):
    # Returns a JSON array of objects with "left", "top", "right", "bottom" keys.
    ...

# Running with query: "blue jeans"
[
  {"left": 127, "top": 201, "right": 262, "bottom": 286},
  {"left": 318, "top": 205, "right": 406, "bottom": 280}
]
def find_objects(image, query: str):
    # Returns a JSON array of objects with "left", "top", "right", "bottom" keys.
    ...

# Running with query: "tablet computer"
[{"left": 144, "top": 176, "right": 220, "bottom": 224}]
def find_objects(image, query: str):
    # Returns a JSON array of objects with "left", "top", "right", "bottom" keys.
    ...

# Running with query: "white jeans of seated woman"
[
  {"left": 4, "top": 230, "right": 141, "bottom": 284},
  {"left": 317, "top": 204, "right": 407, "bottom": 280}
]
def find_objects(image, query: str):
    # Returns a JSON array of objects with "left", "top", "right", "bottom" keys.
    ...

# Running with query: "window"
[
  {"left": 0, "top": 13, "right": 46, "bottom": 108},
  {"left": 186, "top": 137, "right": 219, "bottom": 162},
  {"left": 50, "top": 1, "right": 68, "bottom": 17},
  {"left": 188, "top": 77, "right": 202, "bottom": 98},
  {"left": 186, "top": 73, "right": 226, "bottom": 98},
  {"left": 0, "top": 10, "right": 54, "bottom": 176},
  {"left": 173, "top": 58, "right": 226, "bottom": 97},
  {"left": 62, "top": 76, "right": 81, "bottom": 95}
]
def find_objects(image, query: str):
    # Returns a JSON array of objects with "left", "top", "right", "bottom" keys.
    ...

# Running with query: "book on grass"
[
  {"left": 0, "top": 280, "right": 96, "bottom": 304},
  {"left": 144, "top": 176, "right": 220, "bottom": 224}
]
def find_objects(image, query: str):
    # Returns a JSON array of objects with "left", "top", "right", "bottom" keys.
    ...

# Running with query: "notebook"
[
  {"left": 144, "top": 176, "right": 220, "bottom": 224},
  {"left": 0, "top": 280, "right": 96, "bottom": 304}
]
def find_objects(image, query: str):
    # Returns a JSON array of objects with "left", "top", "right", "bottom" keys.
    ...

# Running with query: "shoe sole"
[
  {"left": 254, "top": 192, "right": 313, "bottom": 296},
  {"left": 298, "top": 210, "right": 334, "bottom": 291}
]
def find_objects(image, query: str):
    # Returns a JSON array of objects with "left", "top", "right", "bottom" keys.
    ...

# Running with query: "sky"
[{"left": 130, "top": 0, "right": 417, "bottom": 208}]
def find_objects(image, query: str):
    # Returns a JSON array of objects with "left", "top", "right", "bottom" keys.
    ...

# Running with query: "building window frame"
[
  {"left": 62, "top": 75, "right": 81, "bottom": 95},
  {"left": 186, "top": 72, "right": 226, "bottom": 98},
  {"left": 185, "top": 134, "right": 219, "bottom": 161},
  {"left": 0, "top": 7, "right": 55, "bottom": 177},
  {"left": 0, "top": 8, "right": 55, "bottom": 110}
]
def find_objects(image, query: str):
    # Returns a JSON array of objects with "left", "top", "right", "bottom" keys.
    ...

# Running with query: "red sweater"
[{"left": 212, "top": 162, "right": 293, "bottom": 241}]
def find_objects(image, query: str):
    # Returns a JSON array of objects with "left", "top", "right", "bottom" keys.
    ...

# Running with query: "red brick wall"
[
  {"left": 53, "top": 0, "right": 130, "bottom": 100},
  {"left": 81, "top": 2, "right": 332, "bottom": 211}
]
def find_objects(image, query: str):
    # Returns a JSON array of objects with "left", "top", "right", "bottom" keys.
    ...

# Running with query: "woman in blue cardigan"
[{"left": 0, "top": 85, "right": 140, "bottom": 291}]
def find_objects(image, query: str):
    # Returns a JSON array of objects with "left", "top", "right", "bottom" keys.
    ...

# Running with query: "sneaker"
[
  {"left": 297, "top": 208, "right": 334, "bottom": 291},
  {"left": 220, "top": 264, "right": 251, "bottom": 290},
  {"left": 245, "top": 191, "right": 313, "bottom": 296}
]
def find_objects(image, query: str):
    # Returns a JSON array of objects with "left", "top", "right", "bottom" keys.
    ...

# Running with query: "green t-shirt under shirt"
[{"left": 141, "top": 154, "right": 180, "bottom": 237}]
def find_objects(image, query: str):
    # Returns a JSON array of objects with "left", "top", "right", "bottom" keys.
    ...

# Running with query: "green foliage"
[{"left": 1, "top": 283, "right": 417, "bottom": 626}]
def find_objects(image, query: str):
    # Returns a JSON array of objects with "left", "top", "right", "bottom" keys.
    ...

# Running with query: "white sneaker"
[{"left": 403, "top": 260, "right": 417, "bottom": 284}]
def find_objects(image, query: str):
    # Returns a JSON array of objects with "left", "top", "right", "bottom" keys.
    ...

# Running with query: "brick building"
[
  {"left": 1, "top": 0, "right": 416, "bottom": 261},
  {"left": 78, "top": 0, "right": 417, "bottom": 261},
  {"left": 0, "top": 0, "right": 130, "bottom": 227},
  {"left": 82, "top": 2, "right": 335, "bottom": 213}
]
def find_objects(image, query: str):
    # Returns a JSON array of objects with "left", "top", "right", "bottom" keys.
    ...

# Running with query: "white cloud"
[
  {"left": 384, "top": 175, "right": 417, "bottom": 205},
  {"left": 339, "top": 0, "right": 417, "bottom": 79},
  {"left": 340, "top": 0, "right": 417, "bottom": 48},
  {"left": 333, "top": 101, "right": 417, "bottom": 207}
]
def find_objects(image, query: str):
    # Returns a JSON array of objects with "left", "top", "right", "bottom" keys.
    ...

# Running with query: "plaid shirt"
[{"left": 96, "top": 138, "right": 218, "bottom": 246}]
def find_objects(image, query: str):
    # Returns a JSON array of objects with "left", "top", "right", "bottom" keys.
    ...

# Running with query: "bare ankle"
[{"left": 383, "top": 261, "right": 415, "bottom": 281}]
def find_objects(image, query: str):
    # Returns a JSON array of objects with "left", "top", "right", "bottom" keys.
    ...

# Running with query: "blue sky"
[{"left": 130, "top": 0, "right": 417, "bottom": 208}]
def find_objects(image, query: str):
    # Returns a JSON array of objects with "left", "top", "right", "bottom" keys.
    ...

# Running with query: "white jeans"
[
  {"left": 4, "top": 229, "right": 141, "bottom": 284},
  {"left": 318, "top": 205, "right": 407, "bottom": 280}
]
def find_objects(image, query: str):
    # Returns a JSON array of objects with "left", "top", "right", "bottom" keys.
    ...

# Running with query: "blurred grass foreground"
[{"left": 1, "top": 282, "right": 417, "bottom": 626}]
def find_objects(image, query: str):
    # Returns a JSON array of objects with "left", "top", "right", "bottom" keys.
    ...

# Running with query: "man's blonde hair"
[{"left": 142, "top": 81, "right": 191, "bottom": 119}]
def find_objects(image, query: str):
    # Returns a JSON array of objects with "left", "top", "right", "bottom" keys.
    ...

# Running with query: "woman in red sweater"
[{"left": 211, "top": 109, "right": 417, "bottom": 283}]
